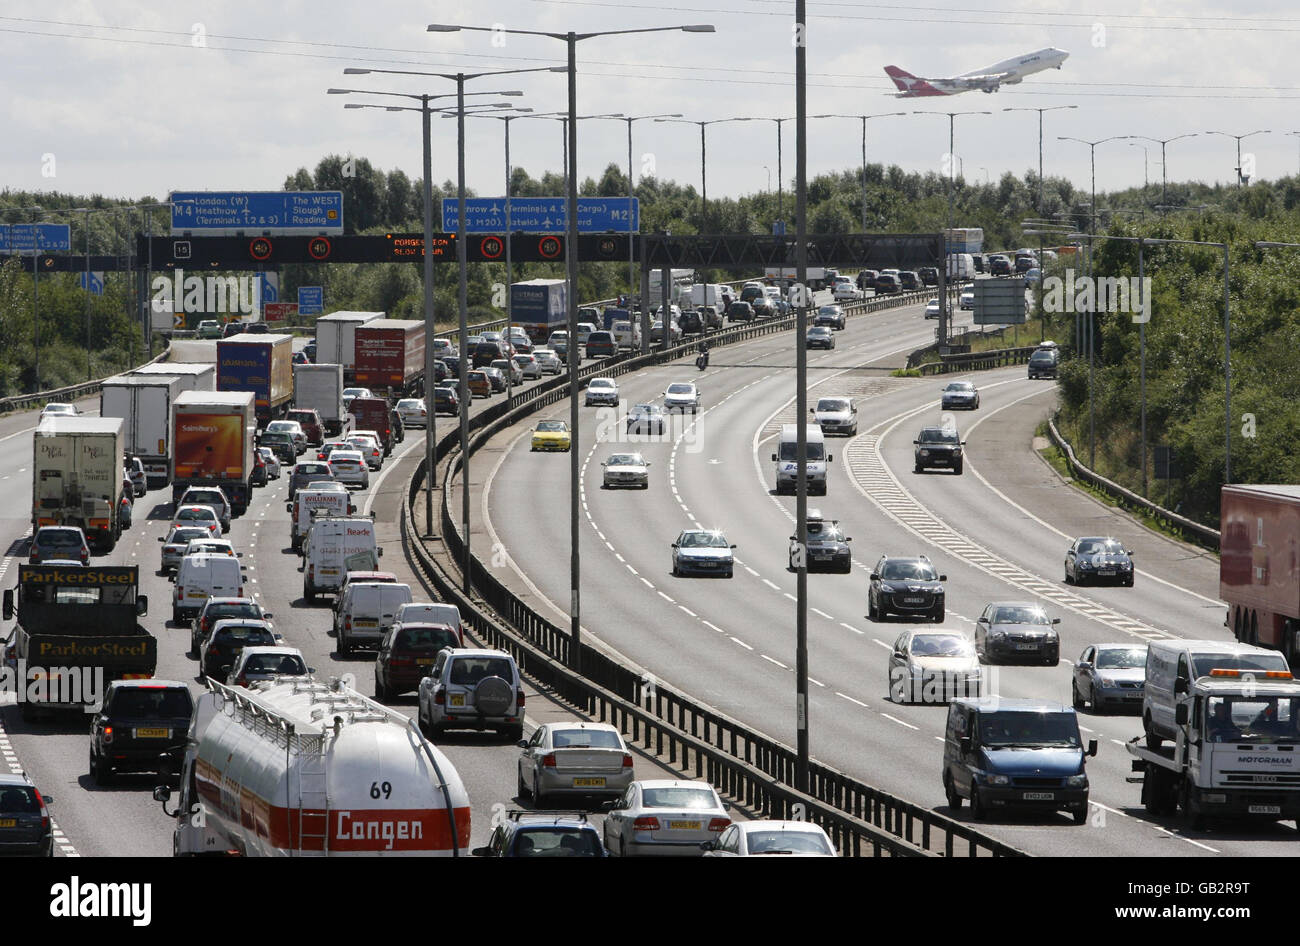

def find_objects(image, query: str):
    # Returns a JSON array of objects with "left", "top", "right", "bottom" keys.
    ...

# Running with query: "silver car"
[
  {"left": 887, "top": 629, "right": 982, "bottom": 704},
  {"left": 257, "top": 446, "right": 281, "bottom": 479},
  {"left": 228, "top": 646, "right": 309, "bottom": 687},
  {"left": 533, "top": 347, "right": 563, "bottom": 375},
  {"left": 603, "top": 780, "right": 731, "bottom": 857},
  {"left": 974, "top": 602, "right": 1061, "bottom": 665},
  {"left": 671, "top": 529, "right": 735, "bottom": 578},
  {"left": 327, "top": 449, "right": 370, "bottom": 488},
  {"left": 514, "top": 353, "right": 541, "bottom": 379},
  {"left": 663, "top": 382, "right": 699, "bottom": 414},
  {"left": 602, "top": 452, "right": 649, "bottom": 489},
  {"left": 812, "top": 396, "right": 857, "bottom": 436},
  {"left": 702, "top": 820, "right": 837, "bottom": 857},
  {"left": 159, "top": 526, "right": 212, "bottom": 574},
  {"left": 1072, "top": 643, "right": 1149, "bottom": 714},
  {"left": 516, "top": 722, "right": 634, "bottom": 806}
]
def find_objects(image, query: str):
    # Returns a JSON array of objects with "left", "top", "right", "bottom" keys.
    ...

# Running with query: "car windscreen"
[
  {"left": 110, "top": 688, "right": 193, "bottom": 718},
  {"left": 552, "top": 729, "right": 622, "bottom": 749},
  {"left": 536, "top": 422, "right": 565, "bottom": 432},
  {"left": 176, "top": 508, "right": 214, "bottom": 522},
  {"left": 216, "top": 627, "right": 274, "bottom": 645},
  {"left": 39, "top": 531, "right": 83, "bottom": 548},
  {"left": 806, "top": 522, "right": 843, "bottom": 541},
  {"left": 745, "top": 830, "right": 833, "bottom": 855},
  {"left": 910, "top": 635, "right": 972, "bottom": 657},
  {"left": 946, "top": 383, "right": 974, "bottom": 392},
  {"left": 816, "top": 399, "right": 848, "bottom": 412},
  {"left": 979, "top": 712, "right": 1081, "bottom": 748},
  {"left": 991, "top": 607, "right": 1049, "bottom": 625},
  {"left": 919, "top": 430, "right": 959, "bottom": 444},
  {"left": 880, "top": 561, "right": 936, "bottom": 581},
  {"left": 667, "top": 384, "right": 693, "bottom": 395},
  {"left": 207, "top": 604, "right": 262, "bottom": 622},
  {"left": 641, "top": 787, "right": 717, "bottom": 810},
  {"left": 244, "top": 654, "right": 307, "bottom": 675},
  {"left": 777, "top": 441, "right": 826, "bottom": 461},
  {"left": 448, "top": 657, "right": 514, "bottom": 685},
  {"left": 1094, "top": 647, "right": 1147, "bottom": 669},
  {"left": 1078, "top": 539, "right": 1124, "bottom": 555},
  {"left": 679, "top": 533, "right": 728, "bottom": 549},
  {"left": 169, "top": 528, "right": 209, "bottom": 545},
  {"left": 607, "top": 455, "right": 644, "bottom": 467},
  {"left": 296, "top": 464, "right": 330, "bottom": 476},
  {"left": 514, "top": 828, "right": 603, "bottom": 857},
  {"left": 1192, "top": 652, "right": 1290, "bottom": 678}
]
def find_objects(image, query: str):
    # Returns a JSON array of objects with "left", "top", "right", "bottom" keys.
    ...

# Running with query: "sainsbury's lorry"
[{"left": 170, "top": 391, "right": 256, "bottom": 516}]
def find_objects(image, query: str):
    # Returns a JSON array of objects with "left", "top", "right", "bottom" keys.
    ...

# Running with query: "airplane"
[{"left": 885, "top": 47, "right": 1069, "bottom": 97}]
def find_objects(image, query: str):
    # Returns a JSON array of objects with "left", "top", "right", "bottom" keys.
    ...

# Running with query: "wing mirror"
[
  {"left": 137, "top": 596, "right": 149, "bottom": 616},
  {"left": 1174, "top": 678, "right": 1189, "bottom": 695},
  {"left": 959, "top": 735, "right": 972, "bottom": 755},
  {"left": 939, "top": 575, "right": 948, "bottom": 582},
  {"left": 1051, "top": 618, "right": 1061, "bottom": 625},
  {"left": 1087, "top": 739, "right": 1099, "bottom": 758},
  {"left": 157, "top": 536, "right": 166, "bottom": 542},
  {"left": 730, "top": 544, "right": 737, "bottom": 549},
  {"left": 1076, "top": 660, "right": 1092, "bottom": 670},
  {"left": 1175, "top": 704, "right": 1189, "bottom": 726}
]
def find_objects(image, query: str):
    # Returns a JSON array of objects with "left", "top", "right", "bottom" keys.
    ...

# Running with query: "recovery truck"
[
  {"left": 1127, "top": 668, "right": 1300, "bottom": 828},
  {"left": 2, "top": 564, "right": 156, "bottom": 722}
]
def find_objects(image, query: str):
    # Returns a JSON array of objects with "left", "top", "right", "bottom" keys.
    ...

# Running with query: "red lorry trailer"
[
  {"left": 1220, "top": 484, "right": 1300, "bottom": 665},
  {"left": 353, "top": 319, "right": 425, "bottom": 398}
]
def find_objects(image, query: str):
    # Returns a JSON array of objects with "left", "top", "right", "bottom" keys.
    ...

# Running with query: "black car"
[
  {"left": 201, "top": 621, "right": 277, "bottom": 682},
  {"left": 390, "top": 409, "right": 405, "bottom": 444},
  {"left": 374, "top": 622, "right": 460, "bottom": 700},
  {"left": 898, "top": 270, "right": 922, "bottom": 291},
  {"left": 442, "top": 354, "right": 461, "bottom": 377},
  {"left": 917, "top": 266, "right": 940, "bottom": 287},
  {"left": 806, "top": 326, "right": 836, "bottom": 350},
  {"left": 258, "top": 431, "right": 297, "bottom": 465},
  {"left": 726, "top": 301, "right": 755, "bottom": 323},
  {"left": 677, "top": 311, "right": 703, "bottom": 337},
  {"left": 857, "top": 269, "right": 878, "bottom": 291},
  {"left": 303, "top": 342, "right": 317, "bottom": 362},
  {"left": 874, "top": 274, "right": 901, "bottom": 294},
  {"left": 1064, "top": 537, "right": 1135, "bottom": 587},
  {"left": 434, "top": 386, "right": 460, "bottom": 415},
  {"left": 0, "top": 773, "right": 53, "bottom": 856},
  {"left": 474, "top": 810, "right": 607, "bottom": 858},
  {"left": 626, "top": 403, "right": 666, "bottom": 435},
  {"left": 989, "top": 255, "right": 1012, "bottom": 276},
  {"left": 1027, "top": 348, "right": 1059, "bottom": 379},
  {"left": 750, "top": 296, "right": 774, "bottom": 319},
  {"left": 869, "top": 555, "right": 946, "bottom": 622},
  {"left": 790, "top": 514, "right": 852, "bottom": 573},
  {"left": 191, "top": 596, "right": 273, "bottom": 656},
  {"left": 974, "top": 602, "right": 1062, "bottom": 665},
  {"left": 288, "top": 460, "right": 335, "bottom": 499},
  {"left": 89, "top": 680, "right": 194, "bottom": 785},
  {"left": 433, "top": 359, "right": 450, "bottom": 383},
  {"left": 914, "top": 426, "right": 965, "bottom": 474}
]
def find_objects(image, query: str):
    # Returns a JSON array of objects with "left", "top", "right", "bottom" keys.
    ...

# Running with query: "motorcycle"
[{"left": 695, "top": 349, "right": 709, "bottom": 371}]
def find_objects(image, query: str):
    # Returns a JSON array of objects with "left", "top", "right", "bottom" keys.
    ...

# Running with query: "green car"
[{"left": 197, "top": 319, "right": 222, "bottom": 339}]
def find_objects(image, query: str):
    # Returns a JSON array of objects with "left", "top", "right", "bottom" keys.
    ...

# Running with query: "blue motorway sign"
[
  {"left": 1, "top": 223, "right": 72, "bottom": 252},
  {"left": 441, "top": 197, "right": 638, "bottom": 234},
  {"left": 78, "top": 271, "right": 105, "bottom": 295},
  {"left": 170, "top": 191, "right": 344, "bottom": 235},
  {"left": 297, "top": 286, "right": 324, "bottom": 316}
]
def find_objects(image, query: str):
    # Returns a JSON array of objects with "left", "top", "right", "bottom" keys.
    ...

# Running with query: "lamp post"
[
  {"left": 1124, "top": 134, "right": 1198, "bottom": 209},
  {"left": 654, "top": 117, "right": 749, "bottom": 232},
  {"left": 343, "top": 63, "right": 560, "bottom": 593},
  {"left": 5, "top": 206, "right": 44, "bottom": 391},
  {"left": 810, "top": 112, "right": 906, "bottom": 232},
  {"left": 1206, "top": 129, "right": 1271, "bottom": 186},
  {"left": 794, "top": 0, "right": 810, "bottom": 791},
  {"left": 1287, "top": 132, "right": 1300, "bottom": 176},
  {"left": 1003, "top": 105, "right": 1078, "bottom": 212},
  {"left": 1128, "top": 142, "right": 1149, "bottom": 190},
  {"left": 429, "top": 20, "right": 716, "bottom": 674}
]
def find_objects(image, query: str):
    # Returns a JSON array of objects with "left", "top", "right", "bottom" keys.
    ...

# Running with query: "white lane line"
[
  {"left": 784, "top": 592, "right": 797, "bottom": 602},
  {"left": 762, "top": 655, "right": 788, "bottom": 669},
  {"left": 836, "top": 692, "right": 868, "bottom": 708},
  {"left": 615, "top": 553, "right": 625, "bottom": 562},
  {"left": 812, "top": 607, "right": 833, "bottom": 620},
  {"left": 880, "top": 713, "right": 920, "bottom": 731},
  {"left": 745, "top": 566, "right": 759, "bottom": 577},
  {"left": 679, "top": 605, "right": 697, "bottom": 617},
  {"left": 808, "top": 678, "right": 825, "bottom": 688},
  {"left": 731, "top": 637, "right": 754, "bottom": 650},
  {"left": 840, "top": 622, "right": 864, "bottom": 635},
  {"left": 640, "top": 577, "right": 654, "bottom": 589},
  {"left": 657, "top": 591, "right": 675, "bottom": 604},
  {"left": 762, "top": 578, "right": 780, "bottom": 591},
  {"left": 871, "top": 638, "right": 892, "bottom": 650},
  {"left": 702, "top": 621, "right": 725, "bottom": 634}
]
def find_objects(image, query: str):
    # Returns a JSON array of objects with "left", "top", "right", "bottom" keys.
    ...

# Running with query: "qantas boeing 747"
[{"left": 885, "top": 47, "right": 1069, "bottom": 97}]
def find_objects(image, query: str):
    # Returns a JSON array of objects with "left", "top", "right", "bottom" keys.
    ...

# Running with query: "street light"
[
  {"left": 1206, "top": 129, "right": 1271, "bottom": 186},
  {"left": 1128, "top": 142, "right": 1150, "bottom": 190},
  {"left": 429, "top": 20, "right": 716, "bottom": 675},
  {"left": 1124, "top": 134, "right": 1198, "bottom": 209},
  {"left": 654, "top": 117, "right": 751, "bottom": 232},
  {"left": 810, "top": 112, "right": 906, "bottom": 232},
  {"left": 5, "top": 205, "right": 44, "bottom": 391},
  {"left": 1003, "top": 105, "right": 1078, "bottom": 213},
  {"left": 1287, "top": 132, "right": 1300, "bottom": 176}
]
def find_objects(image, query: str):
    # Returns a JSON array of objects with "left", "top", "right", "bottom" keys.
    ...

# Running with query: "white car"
[
  {"left": 395, "top": 398, "right": 428, "bottom": 429},
  {"left": 491, "top": 358, "right": 524, "bottom": 386},
  {"left": 887, "top": 629, "right": 983, "bottom": 704},
  {"left": 168, "top": 504, "right": 223, "bottom": 537},
  {"left": 924, "top": 298, "right": 942, "bottom": 319},
  {"left": 601, "top": 452, "right": 650, "bottom": 489},
  {"left": 663, "top": 381, "right": 699, "bottom": 414},
  {"left": 959, "top": 287, "right": 975, "bottom": 310},
  {"left": 265, "top": 419, "right": 307, "bottom": 454},
  {"left": 182, "top": 537, "right": 239, "bottom": 561},
  {"left": 342, "top": 387, "right": 372, "bottom": 400},
  {"left": 40, "top": 402, "right": 79, "bottom": 418},
  {"left": 584, "top": 377, "right": 620, "bottom": 407},
  {"left": 702, "top": 820, "right": 837, "bottom": 857},
  {"left": 533, "top": 347, "right": 562, "bottom": 375},
  {"left": 257, "top": 446, "right": 281, "bottom": 479},
  {"left": 513, "top": 353, "right": 540, "bottom": 379},
  {"left": 327, "top": 449, "right": 369, "bottom": 487},
  {"left": 603, "top": 779, "right": 731, "bottom": 857},
  {"left": 832, "top": 280, "right": 860, "bottom": 303}
]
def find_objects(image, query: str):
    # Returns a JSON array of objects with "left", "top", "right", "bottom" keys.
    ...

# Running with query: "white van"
[
  {"left": 302, "top": 516, "right": 381, "bottom": 602},
  {"left": 772, "top": 424, "right": 831, "bottom": 495},
  {"left": 946, "top": 253, "right": 974, "bottom": 281},
  {"left": 394, "top": 602, "right": 465, "bottom": 646},
  {"left": 335, "top": 581, "right": 413, "bottom": 655},
  {"left": 1143, "top": 639, "right": 1293, "bottom": 746},
  {"left": 288, "top": 487, "right": 352, "bottom": 551},
  {"left": 173, "top": 553, "right": 245, "bottom": 623}
]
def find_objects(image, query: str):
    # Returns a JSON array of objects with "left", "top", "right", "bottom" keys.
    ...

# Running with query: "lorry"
[
  {"left": 217, "top": 333, "right": 294, "bottom": 427},
  {"left": 315, "top": 311, "right": 385, "bottom": 384},
  {"left": 171, "top": 390, "right": 256, "bottom": 516},
  {"left": 100, "top": 373, "right": 185, "bottom": 489},
  {"left": 2, "top": 564, "right": 157, "bottom": 722},
  {"left": 1220, "top": 485, "right": 1300, "bottom": 664},
  {"left": 1126, "top": 668, "right": 1300, "bottom": 828},
  {"left": 689, "top": 283, "right": 728, "bottom": 310},
  {"left": 764, "top": 267, "right": 831, "bottom": 291},
  {"left": 511, "top": 279, "right": 567, "bottom": 343},
  {"left": 294, "top": 363, "right": 347, "bottom": 436},
  {"left": 353, "top": 319, "right": 426, "bottom": 398},
  {"left": 130, "top": 361, "right": 217, "bottom": 393},
  {"left": 153, "top": 676, "right": 471, "bottom": 856},
  {"left": 32, "top": 416, "right": 124, "bottom": 553},
  {"left": 944, "top": 227, "right": 984, "bottom": 255}
]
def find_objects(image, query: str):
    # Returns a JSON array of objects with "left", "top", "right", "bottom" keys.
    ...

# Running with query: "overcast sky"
[{"left": 5, "top": 1, "right": 1300, "bottom": 212}]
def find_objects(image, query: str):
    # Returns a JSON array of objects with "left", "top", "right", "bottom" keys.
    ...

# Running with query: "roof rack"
[{"left": 507, "top": 809, "right": 589, "bottom": 823}]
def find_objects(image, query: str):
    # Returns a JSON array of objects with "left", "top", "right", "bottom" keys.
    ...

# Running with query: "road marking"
[
  {"left": 731, "top": 637, "right": 754, "bottom": 651},
  {"left": 871, "top": 638, "right": 892, "bottom": 650},
  {"left": 762, "top": 655, "right": 788, "bottom": 669},
  {"left": 880, "top": 713, "right": 919, "bottom": 731},
  {"left": 836, "top": 692, "right": 868, "bottom": 708},
  {"left": 812, "top": 607, "right": 833, "bottom": 620},
  {"left": 840, "top": 622, "right": 864, "bottom": 635},
  {"left": 762, "top": 578, "right": 780, "bottom": 591}
]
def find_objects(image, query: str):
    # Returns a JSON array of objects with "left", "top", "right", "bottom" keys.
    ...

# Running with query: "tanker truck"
[{"left": 153, "top": 676, "right": 471, "bottom": 856}]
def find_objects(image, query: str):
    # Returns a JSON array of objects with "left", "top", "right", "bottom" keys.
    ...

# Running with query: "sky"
[{"left": 4, "top": 1, "right": 1300, "bottom": 211}]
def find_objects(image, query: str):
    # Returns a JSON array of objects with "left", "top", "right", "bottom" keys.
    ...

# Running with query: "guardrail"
[
  {"left": 0, "top": 346, "right": 174, "bottom": 416},
  {"left": 1046, "top": 417, "right": 1221, "bottom": 551},
  {"left": 405, "top": 289, "right": 1027, "bottom": 858},
  {"left": 917, "top": 345, "right": 1039, "bottom": 376}
]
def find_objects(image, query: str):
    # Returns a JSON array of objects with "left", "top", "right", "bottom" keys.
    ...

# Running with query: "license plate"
[
  {"left": 188, "top": 590, "right": 208, "bottom": 599},
  {"left": 813, "top": 553, "right": 832, "bottom": 559},
  {"left": 135, "top": 728, "right": 169, "bottom": 739},
  {"left": 321, "top": 568, "right": 339, "bottom": 575},
  {"left": 1249, "top": 804, "right": 1281, "bottom": 815},
  {"left": 1023, "top": 792, "right": 1055, "bottom": 800},
  {"left": 573, "top": 777, "right": 606, "bottom": 787},
  {"left": 355, "top": 619, "right": 377, "bottom": 627},
  {"left": 668, "top": 820, "right": 701, "bottom": 830},
  {"left": 1098, "top": 569, "right": 1115, "bottom": 576},
  {"left": 903, "top": 597, "right": 925, "bottom": 604},
  {"left": 450, "top": 693, "right": 465, "bottom": 707},
  {"left": 1015, "top": 643, "right": 1039, "bottom": 650},
  {"left": 0, "top": 819, "right": 15, "bottom": 828}
]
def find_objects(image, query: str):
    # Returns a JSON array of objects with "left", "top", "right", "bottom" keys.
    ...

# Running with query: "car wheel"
[
  {"left": 517, "top": 767, "right": 531, "bottom": 801},
  {"left": 914, "top": 463, "right": 924, "bottom": 474},
  {"left": 954, "top": 461, "right": 963, "bottom": 475},
  {"left": 944, "top": 772, "right": 963, "bottom": 810},
  {"left": 1064, "top": 567, "right": 1073, "bottom": 585},
  {"left": 1072, "top": 805, "right": 1089, "bottom": 826},
  {"left": 671, "top": 561, "right": 679, "bottom": 577},
  {"left": 931, "top": 605, "right": 944, "bottom": 623},
  {"left": 1124, "top": 575, "right": 1134, "bottom": 587},
  {"left": 725, "top": 569, "right": 734, "bottom": 579},
  {"left": 867, "top": 597, "right": 878, "bottom": 621},
  {"left": 373, "top": 672, "right": 387, "bottom": 701},
  {"left": 970, "top": 786, "right": 986, "bottom": 820},
  {"left": 92, "top": 752, "right": 112, "bottom": 786},
  {"left": 304, "top": 583, "right": 316, "bottom": 603},
  {"left": 1144, "top": 713, "right": 1162, "bottom": 750},
  {"left": 1071, "top": 680, "right": 1084, "bottom": 710},
  {"left": 171, "top": 608, "right": 181, "bottom": 625}
]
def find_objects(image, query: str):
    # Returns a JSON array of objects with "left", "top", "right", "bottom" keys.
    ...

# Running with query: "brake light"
[
  {"left": 708, "top": 817, "right": 731, "bottom": 832},
  {"left": 1209, "top": 668, "right": 1293, "bottom": 679},
  {"left": 517, "top": 690, "right": 525, "bottom": 707},
  {"left": 622, "top": 753, "right": 634, "bottom": 768},
  {"left": 34, "top": 788, "right": 49, "bottom": 829},
  {"left": 344, "top": 617, "right": 352, "bottom": 631},
  {"left": 389, "top": 657, "right": 414, "bottom": 668},
  {"left": 433, "top": 688, "right": 446, "bottom": 705},
  {"left": 541, "top": 753, "right": 557, "bottom": 768},
  {"left": 632, "top": 816, "right": 660, "bottom": 831},
  {"left": 102, "top": 726, "right": 113, "bottom": 744}
]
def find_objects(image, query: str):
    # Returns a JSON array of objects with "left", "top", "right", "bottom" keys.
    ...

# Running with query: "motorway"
[
  {"left": 479, "top": 297, "right": 1300, "bottom": 858},
  {"left": 0, "top": 339, "right": 706, "bottom": 856}
]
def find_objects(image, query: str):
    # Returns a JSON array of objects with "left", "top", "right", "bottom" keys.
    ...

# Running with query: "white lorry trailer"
[
  {"left": 32, "top": 416, "right": 124, "bottom": 552},
  {"left": 100, "top": 373, "right": 185, "bottom": 488}
]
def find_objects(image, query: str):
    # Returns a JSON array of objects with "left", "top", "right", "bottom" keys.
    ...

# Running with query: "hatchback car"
[
  {"left": 603, "top": 780, "right": 731, "bottom": 857},
  {"left": 88, "top": 680, "right": 193, "bottom": 785},
  {"left": 940, "top": 380, "right": 980, "bottom": 410},
  {"left": 286, "top": 408, "right": 324, "bottom": 446},
  {"left": 874, "top": 274, "right": 901, "bottom": 294},
  {"left": 812, "top": 396, "right": 857, "bottom": 436},
  {"left": 814, "top": 304, "right": 846, "bottom": 330},
  {"left": 326, "top": 449, "right": 369, "bottom": 488},
  {"left": 373, "top": 622, "right": 460, "bottom": 700},
  {"left": 663, "top": 382, "right": 700, "bottom": 413},
  {"left": 125, "top": 456, "right": 147, "bottom": 497},
  {"left": 513, "top": 353, "right": 541, "bottom": 379},
  {"left": 394, "top": 398, "right": 427, "bottom": 429},
  {"left": 177, "top": 486, "right": 232, "bottom": 532},
  {"left": 1065, "top": 537, "right": 1135, "bottom": 586},
  {"left": 517, "top": 722, "right": 634, "bottom": 806},
  {"left": 585, "top": 331, "right": 618, "bottom": 358},
  {"left": 806, "top": 326, "right": 836, "bottom": 350},
  {"left": 257, "top": 446, "right": 282, "bottom": 479},
  {"left": 0, "top": 773, "right": 53, "bottom": 856},
  {"left": 584, "top": 377, "right": 620, "bottom": 407},
  {"left": 832, "top": 280, "right": 860, "bottom": 303},
  {"left": 200, "top": 619, "right": 277, "bottom": 682},
  {"left": 790, "top": 512, "right": 851, "bottom": 573},
  {"left": 265, "top": 420, "right": 307, "bottom": 455},
  {"left": 289, "top": 461, "right": 335, "bottom": 499},
  {"left": 626, "top": 403, "right": 666, "bottom": 435},
  {"left": 702, "top": 820, "right": 836, "bottom": 857},
  {"left": 346, "top": 433, "right": 383, "bottom": 471},
  {"left": 671, "top": 529, "right": 736, "bottom": 578},
  {"left": 40, "top": 402, "right": 79, "bottom": 418},
  {"left": 533, "top": 347, "right": 563, "bottom": 374},
  {"left": 474, "top": 811, "right": 607, "bottom": 858},
  {"left": 159, "top": 526, "right": 212, "bottom": 575},
  {"left": 601, "top": 452, "right": 650, "bottom": 489},
  {"left": 168, "top": 504, "right": 223, "bottom": 537},
  {"left": 924, "top": 298, "right": 942, "bottom": 319},
  {"left": 726, "top": 301, "right": 755, "bottom": 323},
  {"left": 433, "top": 385, "right": 460, "bottom": 415},
  {"left": 868, "top": 554, "right": 946, "bottom": 622},
  {"left": 914, "top": 426, "right": 965, "bottom": 474},
  {"left": 417, "top": 648, "right": 525, "bottom": 741},
  {"left": 888, "top": 629, "right": 982, "bottom": 704},
  {"left": 482, "top": 365, "right": 508, "bottom": 393},
  {"left": 191, "top": 596, "right": 273, "bottom": 656},
  {"left": 974, "top": 602, "right": 1062, "bottom": 665},
  {"left": 228, "top": 646, "right": 309, "bottom": 687},
  {"left": 530, "top": 420, "right": 571, "bottom": 452},
  {"left": 29, "top": 526, "right": 90, "bottom": 565},
  {"left": 1072, "top": 643, "right": 1149, "bottom": 713},
  {"left": 467, "top": 370, "right": 492, "bottom": 398}
]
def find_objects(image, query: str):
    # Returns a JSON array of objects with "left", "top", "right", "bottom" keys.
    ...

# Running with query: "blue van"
[{"left": 942, "top": 697, "right": 1097, "bottom": 824}]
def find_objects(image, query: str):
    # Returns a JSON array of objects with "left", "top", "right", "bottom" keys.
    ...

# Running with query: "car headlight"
[
  {"left": 1067, "top": 774, "right": 1088, "bottom": 788},
  {"left": 986, "top": 773, "right": 1010, "bottom": 786},
  {"left": 1098, "top": 675, "right": 1115, "bottom": 687},
  {"left": 919, "top": 449, "right": 930, "bottom": 457},
  {"left": 1078, "top": 560, "right": 1091, "bottom": 569},
  {"left": 988, "top": 629, "right": 1005, "bottom": 639},
  {"left": 953, "top": 448, "right": 962, "bottom": 456}
]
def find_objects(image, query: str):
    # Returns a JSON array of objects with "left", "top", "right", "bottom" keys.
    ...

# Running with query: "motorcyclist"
[{"left": 696, "top": 339, "right": 710, "bottom": 370}]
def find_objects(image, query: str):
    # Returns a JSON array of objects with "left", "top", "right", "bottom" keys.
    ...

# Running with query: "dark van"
[{"left": 942, "top": 697, "right": 1096, "bottom": 824}]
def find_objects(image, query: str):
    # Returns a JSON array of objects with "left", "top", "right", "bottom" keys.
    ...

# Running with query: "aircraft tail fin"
[{"left": 884, "top": 65, "right": 944, "bottom": 97}]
